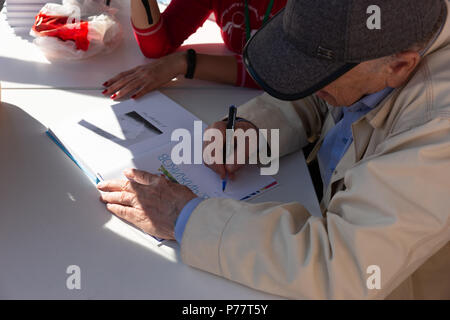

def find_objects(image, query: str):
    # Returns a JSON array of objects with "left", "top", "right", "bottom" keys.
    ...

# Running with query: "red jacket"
[{"left": 132, "top": 0, "right": 286, "bottom": 88}]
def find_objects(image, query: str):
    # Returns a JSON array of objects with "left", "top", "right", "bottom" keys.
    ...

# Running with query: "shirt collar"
[
  {"left": 359, "top": 87, "right": 394, "bottom": 109},
  {"left": 345, "top": 87, "right": 394, "bottom": 113}
]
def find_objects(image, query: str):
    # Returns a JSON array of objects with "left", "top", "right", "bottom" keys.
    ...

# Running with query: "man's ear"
[{"left": 385, "top": 51, "right": 421, "bottom": 88}]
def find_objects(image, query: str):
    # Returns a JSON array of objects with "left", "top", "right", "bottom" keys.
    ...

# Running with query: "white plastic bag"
[{"left": 30, "top": 0, "right": 123, "bottom": 60}]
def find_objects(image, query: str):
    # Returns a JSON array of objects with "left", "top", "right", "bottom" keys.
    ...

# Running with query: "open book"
[{"left": 47, "top": 91, "right": 278, "bottom": 202}]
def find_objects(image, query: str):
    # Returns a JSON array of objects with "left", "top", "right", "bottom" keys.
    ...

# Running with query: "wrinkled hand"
[
  {"left": 97, "top": 168, "right": 197, "bottom": 240},
  {"left": 203, "top": 120, "right": 258, "bottom": 180},
  {"left": 102, "top": 51, "right": 187, "bottom": 100}
]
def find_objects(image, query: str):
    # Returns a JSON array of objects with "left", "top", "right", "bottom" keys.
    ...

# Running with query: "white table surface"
[
  {"left": 0, "top": 2, "right": 320, "bottom": 299},
  {"left": 0, "top": 88, "right": 320, "bottom": 299}
]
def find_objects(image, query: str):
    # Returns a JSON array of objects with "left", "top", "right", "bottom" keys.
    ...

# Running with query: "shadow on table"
[
  {"left": 0, "top": 56, "right": 121, "bottom": 96},
  {"left": 0, "top": 42, "right": 233, "bottom": 93},
  {"left": 0, "top": 102, "right": 236, "bottom": 299}
]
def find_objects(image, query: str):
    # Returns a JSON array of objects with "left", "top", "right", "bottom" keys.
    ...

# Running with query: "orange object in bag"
[
  {"left": 30, "top": 0, "right": 122, "bottom": 60},
  {"left": 33, "top": 13, "right": 90, "bottom": 51}
]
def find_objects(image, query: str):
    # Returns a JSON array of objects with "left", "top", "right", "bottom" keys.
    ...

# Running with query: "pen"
[{"left": 222, "top": 105, "right": 237, "bottom": 192}]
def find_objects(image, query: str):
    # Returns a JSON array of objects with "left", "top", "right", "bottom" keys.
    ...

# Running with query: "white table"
[
  {"left": 0, "top": 88, "right": 320, "bottom": 299},
  {"left": 0, "top": 3, "right": 321, "bottom": 299}
]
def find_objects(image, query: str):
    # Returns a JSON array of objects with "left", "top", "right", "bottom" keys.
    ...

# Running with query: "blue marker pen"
[{"left": 222, "top": 105, "right": 237, "bottom": 192}]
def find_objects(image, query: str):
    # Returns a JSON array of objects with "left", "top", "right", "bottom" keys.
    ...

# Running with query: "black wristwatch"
[{"left": 185, "top": 49, "right": 197, "bottom": 79}]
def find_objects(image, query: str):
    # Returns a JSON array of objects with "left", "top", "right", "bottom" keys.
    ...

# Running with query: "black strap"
[
  {"left": 185, "top": 49, "right": 197, "bottom": 79},
  {"left": 141, "top": 0, "right": 153, "bottom": 25}
]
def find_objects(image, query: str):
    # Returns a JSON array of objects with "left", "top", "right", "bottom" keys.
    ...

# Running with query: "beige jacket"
[{"left": 180, "top": 3, "right": 450, "bottom": 299}]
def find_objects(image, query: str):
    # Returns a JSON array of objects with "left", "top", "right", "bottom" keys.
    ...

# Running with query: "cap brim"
[{"left": 244, "top": 9, "right": 357, "bottom": 101}]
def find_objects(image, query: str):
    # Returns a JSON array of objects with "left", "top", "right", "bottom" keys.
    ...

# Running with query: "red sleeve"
[
  {"left": 235, "top": 55, "right": 261, "bottom": 89},
  {"left": 132, "top": 0, "right": 213, "bottom": 58}
]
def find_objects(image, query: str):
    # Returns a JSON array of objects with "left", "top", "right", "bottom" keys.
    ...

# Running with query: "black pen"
[{"left": 222, "top": 105, "right": 237, "bottom": 192}]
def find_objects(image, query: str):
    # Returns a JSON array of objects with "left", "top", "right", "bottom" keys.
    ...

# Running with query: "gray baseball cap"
[{"left": 244, "top": 0, "right": 446, "bottom": 101}]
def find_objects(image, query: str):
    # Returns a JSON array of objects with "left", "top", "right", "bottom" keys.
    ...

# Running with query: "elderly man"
[{"left": 98, "top": 0, "right": 450, "bottom": 299}]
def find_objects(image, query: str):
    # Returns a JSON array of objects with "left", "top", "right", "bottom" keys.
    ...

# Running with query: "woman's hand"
[{"left": 102, "top": 51, "right": 187, "bottom": 100}]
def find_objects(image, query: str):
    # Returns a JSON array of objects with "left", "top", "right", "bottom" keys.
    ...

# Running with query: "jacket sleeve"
[
  {"left": 236, "top": 93, "right": 329, "bottom": 158},
  {"left": 180, "top": 118, "right": 450, "bottom": 299}
]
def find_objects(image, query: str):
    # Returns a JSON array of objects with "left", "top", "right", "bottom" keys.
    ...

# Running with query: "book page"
[
  {"left": 49, "top": 91, "right": 200, "bottom": 176},
  {"left": 101, "top": 142, "right": 278, "bottom": 202}
]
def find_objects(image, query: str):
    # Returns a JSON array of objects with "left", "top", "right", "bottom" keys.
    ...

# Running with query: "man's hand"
[
  {"left": 102, "top": 51, "right": 187, "bottom": 100},
  {"left": 97, "top": 168, "right": 197, "bottom": 240},
  {"left": 203, "top": 120, "right": 258, "bottom": 180}
]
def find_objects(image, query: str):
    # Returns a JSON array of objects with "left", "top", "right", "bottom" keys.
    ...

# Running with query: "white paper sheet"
[
  {"left": 101, "top": 142, "right": 278, "bottom": 201},
  {"left": 49, "top": 91, "right": 278, "bottom": 201},
  {"left": 50, "top": 91, "right": 200, "bottom": 175}
]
